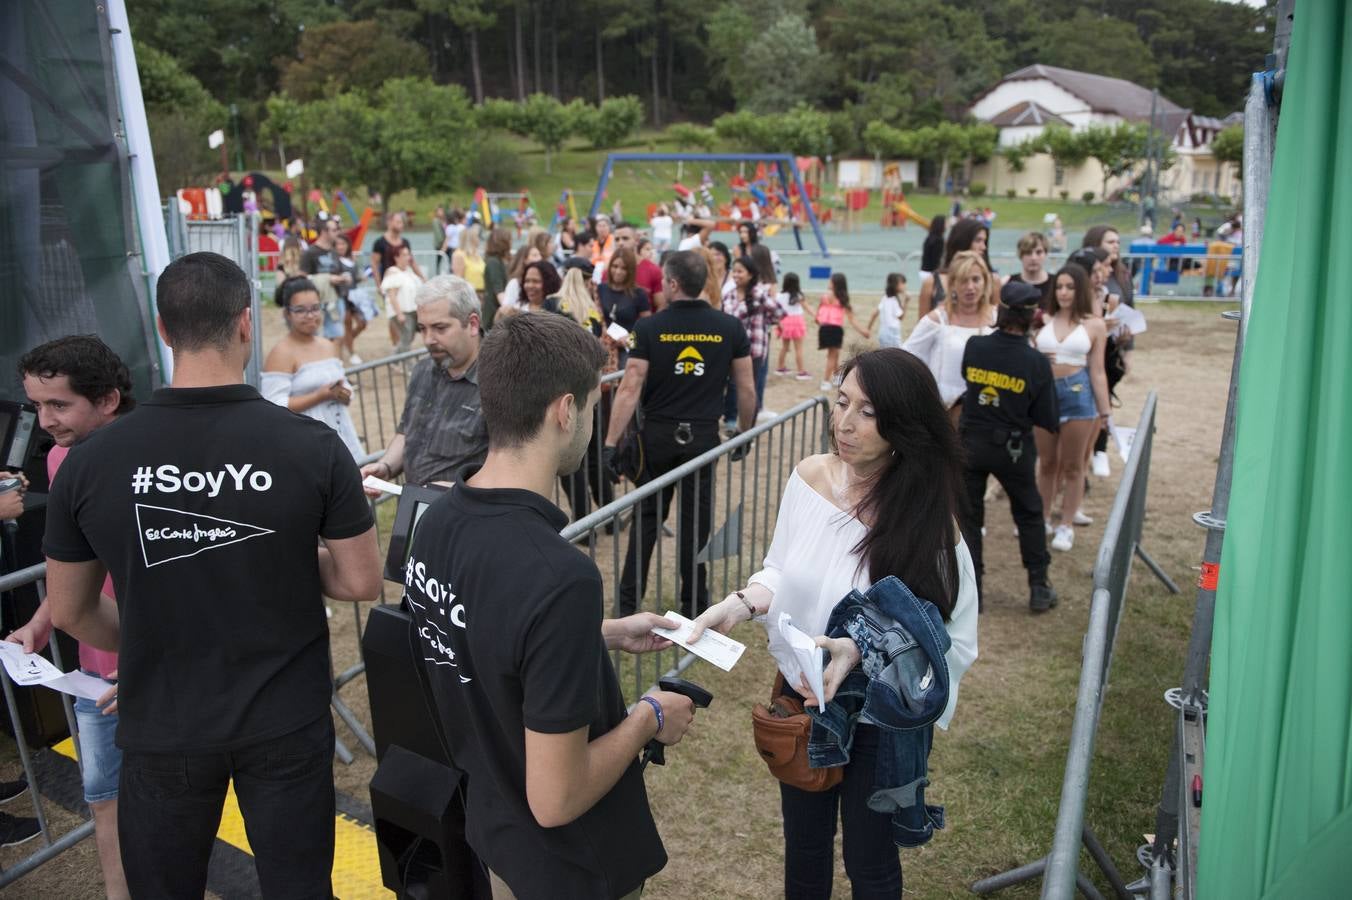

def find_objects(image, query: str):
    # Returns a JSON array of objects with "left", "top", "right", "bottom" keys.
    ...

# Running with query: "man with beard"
[{"left": 361, "top": 276, "right": 488, "bottom": 492}]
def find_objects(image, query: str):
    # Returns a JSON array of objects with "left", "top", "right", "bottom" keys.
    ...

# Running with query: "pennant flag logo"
[{"left": 135, "top": 504, "right": 274, "bottom": 568}]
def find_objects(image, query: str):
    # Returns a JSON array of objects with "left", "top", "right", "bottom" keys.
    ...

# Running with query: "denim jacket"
[{"left": 806, "top": 576, "right": 952, "bottom": 847}]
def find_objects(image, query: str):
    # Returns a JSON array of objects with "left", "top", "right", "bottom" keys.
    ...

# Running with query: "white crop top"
[{"left": 1036, "top": 321, "right": 1091, "bottom": 367}]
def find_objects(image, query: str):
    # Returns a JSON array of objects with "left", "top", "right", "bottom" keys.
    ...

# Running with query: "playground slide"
[{"left": 896, "top": 201, "right": 929, "bottom": 228}]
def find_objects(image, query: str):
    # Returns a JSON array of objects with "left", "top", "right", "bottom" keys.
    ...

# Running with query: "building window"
[{"left": 1054, "top": 165, "right": 1065, "bottom": 186}]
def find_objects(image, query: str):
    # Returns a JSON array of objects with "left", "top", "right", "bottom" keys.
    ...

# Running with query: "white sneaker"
[
  {"left": 1091, "top": 451, "right": 1110, "bottom": 478},
  {"left": 1072, "top": 510, "right": 1093, "bottom": 526},
  {"left": 1051, "top": 525, "right": 1074, "bottom": 552},
  {"left": 1045, "top": 520, "right": 1055, "bottom": 537},
  {"left": 819, "top": 381, "right": 833, "bottom": 392},
  {"left": 348, "top": 353, "right": 363, "bottom": 365},
  {"left": 757, "top": 409, "right": 777, "bottom": 423}
]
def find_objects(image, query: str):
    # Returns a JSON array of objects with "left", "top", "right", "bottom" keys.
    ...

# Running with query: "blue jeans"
[
  {"left": 723, "top": 355, "right": 769, "bottom": 425},
  {"left": 74, "top": 680, "right": 120, "bottom": 803},
  {"left": 780, "top": 724, "right": 902, "bottom": 899},
  {"left": 118, "top": 715, "right": 335, "bottom": 899},
  {"left": 1054, "top": 368, "right": 1097, "bottom": 422}
]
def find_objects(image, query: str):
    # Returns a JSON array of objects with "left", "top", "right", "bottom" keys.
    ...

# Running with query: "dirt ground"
[{"left": 6, "top": 297, "right": 1235, "bottom": 898}]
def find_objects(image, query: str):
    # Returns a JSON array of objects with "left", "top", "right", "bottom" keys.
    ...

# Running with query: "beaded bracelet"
[
  {"left": 734, "top": 590, "right": 756, "bottom": 621},
  {"left": 639, "top": 695, "right": 664, "bottom": 735}
]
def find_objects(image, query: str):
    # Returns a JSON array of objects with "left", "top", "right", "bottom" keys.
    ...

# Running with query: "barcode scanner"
[{"left": 640, "top": 677, "right": 713, "bottom": 770}]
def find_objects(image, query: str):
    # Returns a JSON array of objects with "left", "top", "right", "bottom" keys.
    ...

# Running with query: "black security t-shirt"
[
  {"left": 404, "top": 473, "right": 665, "bottom": 898},
  {"left": 630, "top": 298, "right": 750, "bottom": 424},
  {"left": 43, "top": 385, "right": 374, "bottom": 753},
  {"left": 960, "top": 331, "right": 1059, "bottom": 433}
]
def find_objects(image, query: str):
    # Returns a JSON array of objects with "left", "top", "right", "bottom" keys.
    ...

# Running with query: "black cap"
[
  {"left": 1000, "top": 281, "right": 1043, "bottom": 309},
  {"left": 1067, "top": 247, "right": 1103, "bottom": 271},
  {"left": 560, "top": 256, "right": 595, "bottom": 278}
]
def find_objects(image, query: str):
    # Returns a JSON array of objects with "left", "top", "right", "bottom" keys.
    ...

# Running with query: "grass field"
[{"left": 3, "top": 295, "right": 1233, "bottom": 898}]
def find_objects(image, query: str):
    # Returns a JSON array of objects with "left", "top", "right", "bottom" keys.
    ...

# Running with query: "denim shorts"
[
  {"left": 74, "top": 678, "right": 121, "bottom": 803},
  {"left": 1055, "top": 368, "right": 1098, "bottom": 423}
]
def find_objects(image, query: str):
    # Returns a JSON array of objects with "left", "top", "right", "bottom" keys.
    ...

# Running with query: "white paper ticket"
[
  {"left": 651, "top": 610, "right": 746, "bottom": 672},
  {"left": 362, "top": 475, "right": 403, "bottom": 496}
]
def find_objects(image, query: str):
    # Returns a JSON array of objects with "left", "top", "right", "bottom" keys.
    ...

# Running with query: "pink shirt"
[
  {"left": 816, "top": 296, "right": 845, "bottom": 326},
  {"left": 47, "top": 445, "right": 119, "bottom": 679}
]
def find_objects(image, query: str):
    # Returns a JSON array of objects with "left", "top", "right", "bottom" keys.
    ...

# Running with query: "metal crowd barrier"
[
  {"left": 0, "top": 564, "right": 96, "bottom": 890},
  {"left": 972, "top": 391, "right": 1179, "bottom": 900},
  {"left": 561, "top": 395, "right": 831, "bottom": 704}
]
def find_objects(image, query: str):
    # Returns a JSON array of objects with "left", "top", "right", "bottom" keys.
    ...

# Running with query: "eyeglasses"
[{"left": 288, "top": 305, "right": 323, "bottom": 316}]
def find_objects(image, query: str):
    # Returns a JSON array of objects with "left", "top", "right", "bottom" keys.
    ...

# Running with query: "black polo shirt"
[
  {"left": 630, "top": 297, "right": 750, "bottom": 424},
  {"left": 960, "top": 331, "right": 1059, "bottom": 434},
  {"left": 43, "top": 384, "right": 374, "bottom": 753},
  {"left": 403, "top": 470, "right": 665, "bottom": 898}
]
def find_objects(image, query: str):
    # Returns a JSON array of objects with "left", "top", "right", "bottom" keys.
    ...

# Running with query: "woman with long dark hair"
[
  {"left": 721, "top": 254, "right": 782, "bottom": 429},
  {"left": 481, "top": 227, "right": 512, "bottom": 329},
  {"left": 920, "top": 215, "right": 947, "bottom": 282},
  {"left": 1033, "top": 263, "right": 1110, "bottom": 553},
  {"left": 918, "top": 218, "right": 993, "bottom": 312},
  {"left": 688, "top": 348, "right": 979, "bottom": 898},
  {"left": 1080, "top": 226, "right": 1135, "bottom": 476},
  {"left": 596, "top": 246, "right": 651, "bottom": 333}
]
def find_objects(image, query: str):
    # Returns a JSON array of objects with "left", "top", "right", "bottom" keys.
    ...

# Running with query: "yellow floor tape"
[{"left": 53, "top": 738, "right": 389, "bottom": 898}]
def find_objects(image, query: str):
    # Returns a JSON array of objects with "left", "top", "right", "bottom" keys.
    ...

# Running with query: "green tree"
[
  {"left": 264, "top": 78, "right": 476, "bottom": 206},
  {"left": 769, "top": 105, "right": 835, "bottom": 158},
  {"left": 1027, "top": 9, "right": 1161, "bottom": 88},
  {"left": 278, "top": 21, "right": 429, "bottom": 102},
  {"left": 666, "top": 123, "right": 717, "bottom": 152},
  {"left": 713, "top": 110, "right": 773, "bottom": 151},
  {"left": 443, "top": 0, "right": 496, "bottom": 104},
  {"left": 737, "top": 14, "right": 827, "bottom": 114},
  {"left": 861, "top": 121, "right": 917, "bottom": 159},
  {"left": 518, "top": 93, "right": 578, "bottom": 173},
  {"left": 136, "top": 40, "right": 229, "bottom": 188},
  {"left": 1080, "top": 122, "right": 1148, "bottom": 201},
  {"left": 1211, "top": 124, "right": 1244, "bottom": 170},
  {"left": 575, "top": 96, "right": 644, "bottom": 149},
  {"left": 1000, "top": 135, "right": 1043, "bottom": 174}
]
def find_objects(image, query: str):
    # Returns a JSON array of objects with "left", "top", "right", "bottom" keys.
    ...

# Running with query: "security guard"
[
  {"left": 603, "top": 250, "right": 756, "bottom": 618},
  {"left": 959, "top": 281, "right": 1060, "bottom": 612}
]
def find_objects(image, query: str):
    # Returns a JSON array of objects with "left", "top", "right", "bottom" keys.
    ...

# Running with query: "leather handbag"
[{"left": 750, "top": 675, "right": 843, "bottom": 793}]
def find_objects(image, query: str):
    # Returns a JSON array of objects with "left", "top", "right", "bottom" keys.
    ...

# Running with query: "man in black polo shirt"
[
  {"left": 959, "top": 281, "right": 1060, "bottom": 612},
  {"left": 602, "top": 250, "right": 755, "bottom": 618},
  {"left": 43, "top": 252, "right": 382, "bottom": 898},
  {"left": 403, "top": 313, "right": 696, "bottom": 899}
]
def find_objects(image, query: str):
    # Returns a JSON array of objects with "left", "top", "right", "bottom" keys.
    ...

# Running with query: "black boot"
[{"left": 1029, "top": 580, "right": 1058, "bottom": 613}]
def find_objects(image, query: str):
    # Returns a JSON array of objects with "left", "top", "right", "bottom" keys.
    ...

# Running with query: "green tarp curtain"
[{"left": 1199, "top": 4, "right": 1352, "bottom": 897}]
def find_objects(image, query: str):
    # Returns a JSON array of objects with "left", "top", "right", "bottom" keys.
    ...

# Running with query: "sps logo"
[{"left": 673, "top": 346, "right": 705, "bottom": 376}]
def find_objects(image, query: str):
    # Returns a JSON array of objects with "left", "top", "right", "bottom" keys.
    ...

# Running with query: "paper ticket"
[{"left": 651, "top": 610, "right": 746, "bottom": 672}]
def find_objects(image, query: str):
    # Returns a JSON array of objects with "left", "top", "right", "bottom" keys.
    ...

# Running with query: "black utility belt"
[
  {"left": 644, "top": 417, "right": 718, "bottom": 446},
  {"left": 963, "top": 426, "right": 1027, "bottom": 444}
]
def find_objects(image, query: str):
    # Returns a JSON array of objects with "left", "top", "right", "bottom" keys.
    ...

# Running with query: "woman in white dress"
[
  {"left": 688, "top": 348, "right": 979, "bottom": 898},
  {"left": 901, "top": 250, "right": 996, "bottom": 429},
  {"left": 262, "top": 278, "right": 365, "bottom": 460}
]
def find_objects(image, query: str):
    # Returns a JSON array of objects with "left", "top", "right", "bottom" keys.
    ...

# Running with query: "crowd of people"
[{"left": 0, "top": 192, "right": 1169, "bottom": 898}]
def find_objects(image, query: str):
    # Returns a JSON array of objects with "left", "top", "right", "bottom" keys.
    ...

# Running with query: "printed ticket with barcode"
[{"left": 651, "top": 610, "right": 746, "bottom": 672}]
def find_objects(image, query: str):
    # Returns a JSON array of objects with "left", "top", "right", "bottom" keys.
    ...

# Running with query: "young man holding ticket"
[{"left": 402, "top": 312, "right": 697, "bottom": 900}]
